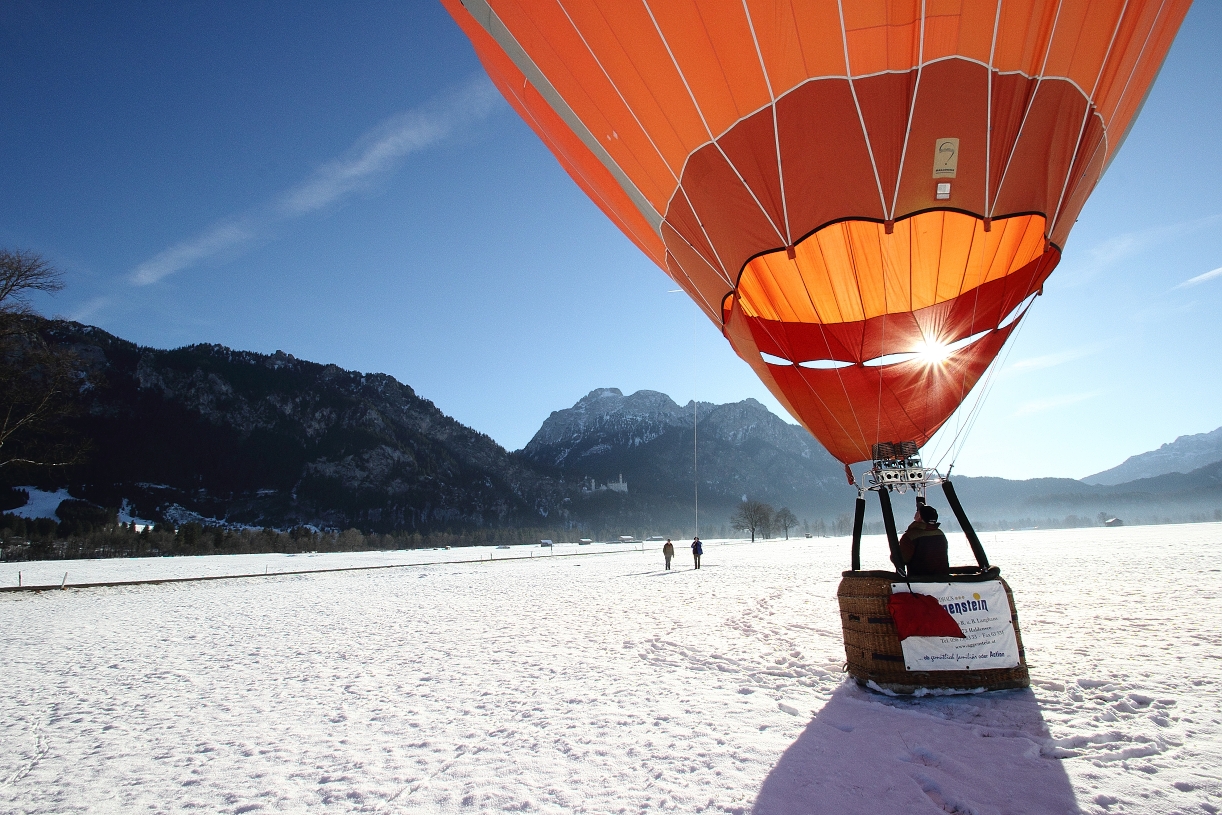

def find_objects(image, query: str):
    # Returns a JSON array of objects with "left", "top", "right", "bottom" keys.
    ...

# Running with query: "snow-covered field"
[
  {"left": 0, "top": 542, "right": 645, "bottom": 589},
  {"left": 2, "top": 525, "right": 1219, "bottom": 814}
]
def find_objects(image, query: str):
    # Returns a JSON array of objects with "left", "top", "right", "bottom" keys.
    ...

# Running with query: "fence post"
[{"left": 61, "top": 572, "right": 68, "bottom": 589}]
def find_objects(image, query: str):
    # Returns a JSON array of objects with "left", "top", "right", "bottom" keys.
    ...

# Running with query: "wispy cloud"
[
  {"left": 129, "top": 77, "right": 502, "bottom": 286},
  {"left": 130, "top": 219, "right": 258, "bottom": 286},
  {"left": 1058, "top": 212, "right": 1222, "bottom": 288},
  {"left": 1173, "top": 265, "right": 1222, "bottom": 290},
  {"left": 1013, "top": 391, "right": 1099, "bottom": 417},
  {"left": 66, "top": 295, "right": 115, "bottom": 324},
  {"left": 1007, "top": 344, "right": 1101, "bottom": 374}
]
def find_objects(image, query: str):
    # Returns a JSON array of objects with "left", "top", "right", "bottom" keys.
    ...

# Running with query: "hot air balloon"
[{"left": 443, "top": 0, "right": 1190, "bottom": 691}]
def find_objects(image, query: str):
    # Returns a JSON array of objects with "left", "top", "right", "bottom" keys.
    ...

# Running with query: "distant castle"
[{"left": 581, "top": 474, "right": 628, "bottom": 495}]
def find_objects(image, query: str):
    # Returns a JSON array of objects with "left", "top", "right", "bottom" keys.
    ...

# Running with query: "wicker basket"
[{"left": 837, "top": 569, "right": 1030, "bottom": 693}]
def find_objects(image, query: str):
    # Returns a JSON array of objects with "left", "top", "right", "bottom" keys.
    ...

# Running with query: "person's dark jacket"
[
  {"left": 899, "top": 520, "right": 950, "bottom": 576},
  {"left": 691, "top": 540, "right": 703, "bottom": 555}
]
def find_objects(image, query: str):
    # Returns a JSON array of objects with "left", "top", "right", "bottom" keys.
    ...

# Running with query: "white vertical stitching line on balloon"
[
  {"left": 985, "top": 0, "right": 1002, "bottom": 219},
  {"left": 661, "top": 58, "right": 1095, "bottom": 223},
  {"left": 955, "top": 215, "right": 987, "bottom": 437},
  {"left": 676, "top": 183, "right": 736, "bottom": 284},
  {"left": 1086, "top": 0, "right": 1168, "bottom": 189},
  {"left": 552, "top": 0, "right": 682, "bottom": 189},
  {"left": 743, "top": 312, "right": 868, "bottom": 457},
  {"left": 668, "top": 227, "right": 733, "bottom": 292},
  {"left": 740, "top": 0, "right": 792, "bottom": 247},
  {"left": 556, "top": 0, "right": 738, "bottom": 293},
  {"left": 669, "top": 188, "right": 737, "bottom": 287},
  {"left": 554, "top": 0, "right": 733, "bottom": 289},
  {"left": 1103, "top": 0, "right": 1174, "bottom": 170},
  {"left": 658, "top": 214, "right": 725, "bottom": 321},
  {"left": 507, "top": 72, "right": 665, "bottom": 263},
  {"left": 836, "top": 0, "right": 890, "bottom": 220},
  {"left": 457, "top": 0, "right": 664, "bottom": 234},
  {"left": 725, "top": 240, "right": 868, "bottom": 447},
  {"left": 872, "top": 230, "right": 886, "bottom": 447},
  {"left": 839, "top": 222, "right": 875, "bottom": 444},
  {"left": 797, "top": 240, "right": 873, "bottom": 449},
  {"left": 991, "top": 0, "right": 1066, "bottom": 222},
  {"left": 804, "top": 281, "right": 872, "bottom": 448},
  {"left": 1048, "top": 0, "right": 1131, "bottom": 235},
  {"left": 667, "top": 253, "right": 722, "bottom": 322},
  {"left": 889, "top": 0, "right": 928, "bottom": 221},
  {"left": 639, "top": 0, "right": 789, "bottom": 247},
  {"left": 735, "top": 241, "right": 867, "bottom": 450}
]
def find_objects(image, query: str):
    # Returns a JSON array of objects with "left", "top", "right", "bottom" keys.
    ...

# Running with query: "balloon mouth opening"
[
  {"left": 730, "top": 211, "right": 1055, "bottom": 368},
  {"left": 735, "top": 211, "right": 1051, "bottom": 323},
  {"left": 862, "top": 329, "right": 994, "bottom": 367},
  {"left": 760, "top": 329, "right": 994, "bottom": 369}
]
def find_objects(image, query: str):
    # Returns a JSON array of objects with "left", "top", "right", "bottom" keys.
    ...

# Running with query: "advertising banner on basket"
[{"left": 890, "top": 580, "right": 1020, "bottom": 671}]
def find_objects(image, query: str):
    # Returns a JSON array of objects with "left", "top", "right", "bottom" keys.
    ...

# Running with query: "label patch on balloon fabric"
[
  {"left": 933, "top": 137, "right": 959, "bottom": 177},
  {"left": 890, "top": 580, "right": 1020, "bottom": 671}
]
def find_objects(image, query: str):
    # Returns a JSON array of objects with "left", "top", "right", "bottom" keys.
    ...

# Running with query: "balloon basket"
[{"left": 837, "top": 569, "right": 1030, "bottom": 694}]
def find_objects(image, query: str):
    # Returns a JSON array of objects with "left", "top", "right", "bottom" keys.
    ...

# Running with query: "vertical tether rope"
[{"left": 693, "top": 302, "right": 699, "bottom": 538}]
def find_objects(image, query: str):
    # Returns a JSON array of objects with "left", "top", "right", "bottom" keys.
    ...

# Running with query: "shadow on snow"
[{"left": 753, "top": 682, "right": 1079, "bottom": 815}]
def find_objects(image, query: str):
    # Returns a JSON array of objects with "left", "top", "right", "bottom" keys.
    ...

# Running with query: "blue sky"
[{"left": 2, "top": 2, "right": 1220, "bottom": 480}]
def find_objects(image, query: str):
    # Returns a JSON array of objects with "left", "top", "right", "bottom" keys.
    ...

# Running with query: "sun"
[{"left": 914, "top": 338, "right": 953, "bottom": 366}]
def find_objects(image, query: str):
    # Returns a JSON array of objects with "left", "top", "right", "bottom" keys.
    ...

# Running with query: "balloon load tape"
[{"left": 867, "top": 441, "right": 943, "bottom": 493}]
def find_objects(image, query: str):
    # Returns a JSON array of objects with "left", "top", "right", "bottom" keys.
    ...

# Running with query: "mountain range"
[
  {"left": 9, "top": 318, "right": 1222, "bottom": 536},
  {"left": 519, "top": 387, "right": 846, "bottom": 526},
  {"left": 23, "top": 320, "right": 566, "bottom": 533},
  {"left": 1082, "top": 427, "right": 1222, "bottom": 485}
]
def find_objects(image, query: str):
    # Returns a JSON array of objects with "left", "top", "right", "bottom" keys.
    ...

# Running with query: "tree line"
[{"left": 0, "top": 511, "right": 627, "bottom": 562}]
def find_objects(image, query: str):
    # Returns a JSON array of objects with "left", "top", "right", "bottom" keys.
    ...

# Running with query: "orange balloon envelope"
[{"left": 443, "top": 0, "right": 1190, "bottom": 464}]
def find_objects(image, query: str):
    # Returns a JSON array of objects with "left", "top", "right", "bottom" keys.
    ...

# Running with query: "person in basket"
[{"left": 899, "top": 504, "right": 950, "bottom": 577}]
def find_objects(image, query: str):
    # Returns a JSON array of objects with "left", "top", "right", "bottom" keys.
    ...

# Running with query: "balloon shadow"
[{"left": 753, "top": 682, "right": 1080, "bottom": 815}]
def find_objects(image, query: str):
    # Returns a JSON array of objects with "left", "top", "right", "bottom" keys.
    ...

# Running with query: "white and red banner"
[{"left": 890, "top": 580, "right": 1021, "bottom": 672}]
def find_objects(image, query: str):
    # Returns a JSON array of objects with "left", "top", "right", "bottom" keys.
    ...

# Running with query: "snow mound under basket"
[{"left": 838, "top": 568, "right": 1030, "bottom": 694}]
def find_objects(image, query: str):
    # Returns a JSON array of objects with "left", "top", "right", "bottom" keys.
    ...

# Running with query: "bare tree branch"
[
  {"left": 0, "top": 251, "right": 84, "bottom": 472},
  {"left": 0, "top": 249, "right": 64, "bottom": 316}
]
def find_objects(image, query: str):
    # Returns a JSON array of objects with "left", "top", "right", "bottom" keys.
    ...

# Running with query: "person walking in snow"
[
  {"left": 662, "top": 539, "right": 675, "bottom": 570},
  {"left": 691, "top": 536, "right": 703, "bottom": 569}
]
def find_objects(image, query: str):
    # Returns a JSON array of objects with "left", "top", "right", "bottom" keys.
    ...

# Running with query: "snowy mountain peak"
[
  {"left": 517, "top": 388, "right": 845, "bottom": 516},
  {"left": 523, "top": 388, "right": 698, "bottom": 466},
  {"left": 1083, "top": 425, "right": 1222, "bottom": 485},
  {"left": 578, "top": 387, "right": 624, "bottom": 402}
]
